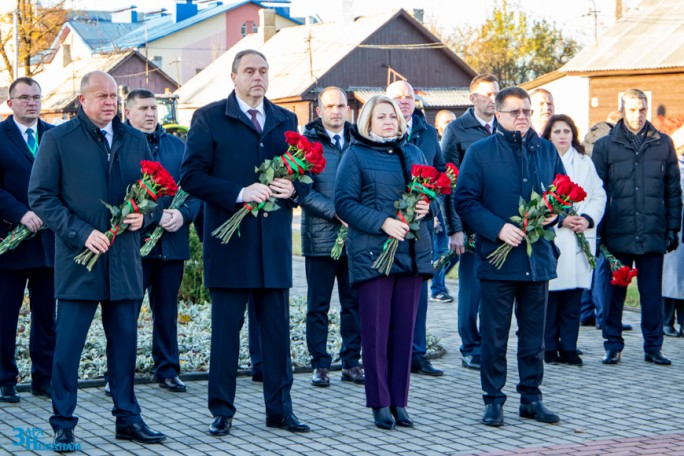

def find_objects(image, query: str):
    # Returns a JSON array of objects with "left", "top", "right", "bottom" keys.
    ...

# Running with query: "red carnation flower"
[
  {"left": 284, "top": 131, "right": 301, "bottom": 146},
  {"left": 435, "top": 173, "right": 453, "bottom": 195},
  {"left": 552, "top": 174, "right": 573, "bottom": 196},
  {"left": 567, "top": 184, "right": 587, "bottom": 203},
  {"left": 610, "top": 265, "right": 638, "bottom": 286}
]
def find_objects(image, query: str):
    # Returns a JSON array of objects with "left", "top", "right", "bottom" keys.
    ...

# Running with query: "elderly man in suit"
[
  {"left": 386, "top": 80, "right": 446, "bottom": 377},
  {"left": 29, "top": 71, "right": 165, "bottom": 450},
  {"left": 181, "top": 49, "right": 311, "bottom": 436},
  {"left": 0, "top": 77, "right": 55, "bottom": 403}
]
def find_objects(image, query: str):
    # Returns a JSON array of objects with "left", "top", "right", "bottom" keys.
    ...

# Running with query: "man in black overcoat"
[
  {"left": 0, "top": 77, "right": 55, "bottom": 403},
  {"left": 28, "top": 71, "right": 165, "bottom": 450},
  {"left": 180, "top": 49, "right": 311, "bottom": 436}
]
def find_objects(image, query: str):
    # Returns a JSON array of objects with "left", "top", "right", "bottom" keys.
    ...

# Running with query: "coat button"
[
  {"left": 523, "top": 178, "right": 528, "bottom": 183},
  {"left": 68, "top": 231, "right": 76, "bottom": 239},
  {"left": 525, "top": 272, "right": 530, "bottom": 276},
  {"left": 260, "top": 143, "right": 264, "bottom": 147},
  {"left": 263, "top": 213, "right": 269, "bottom": 218}
]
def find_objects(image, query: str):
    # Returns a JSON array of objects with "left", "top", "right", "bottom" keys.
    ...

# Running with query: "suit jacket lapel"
[
  {"left": 261, "top": 99, "right": 286, "bottom": 138},
  {"left": 4, "top": 117, "right": 35, "bottom": 164}
]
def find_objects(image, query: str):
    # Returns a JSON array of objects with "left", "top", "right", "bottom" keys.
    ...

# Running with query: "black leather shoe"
[
  {"left": 31, "top": 384, "right": 52, "bottom": 399},
  {"left": 160, "top": 376, "right": 186, "bottom": 392},
  {"left": 390, "top": 406, "right": 414, "bottom": 427},
  {"left": 0, "top": 385, "right": 20, "bottom": 403},
  {"left": 266, "top": 414, "right": 310, "bottom": 433},
  {"left": 252, "top": 371, "right": 263, "bottom": 382},
  {"left": 104, "top": 382, "right": 112, "bottom": 397},
  {"left": 411, "top": 356, "right": 444, "bottom": 376},
  {"left": 664, "top": 326, "right": 679, "bottom": 337},
  {"left": 602, "top": 350, "right": 621, "bottom": 364},
  {"left": 341, "top": 366, "right": 365, "bottom": 384},
  {"left": 311, "top": 367, "right": 330, "bottom": 387},
  {"left": 209, "top": 416, "right": 232, "bottom": 436},
  {"left": 53, "top": 428, "right": 76, "bottom": 453},
  {"left": 519, "top": 401, "right": 560, "bottom": 424},
  {"left": 462, "top": 354, "right": 481, "bottom": 370},
  {"left": 544, "top": 351, "right": 561, "bottom": 364},
  {"left": 645, "top": 351, "right": 672, "bottom": 365},
  {"left": 372, "top": 407, "right": 395, "bottom": 430},
  {"left": 559, "top": 350, "right": 583, "bottom": 366},
  {"left": 115, "top": 421, "right": 166, "bottom": 444},
  {"left": 482, "top": 403, "right": 503, "bottom": 427},
  {"left": 622, "top": 323, "right": 633, "bottom": 331},
  {"left": 580, "top": 317, "right": 596, "bottom": 327}
]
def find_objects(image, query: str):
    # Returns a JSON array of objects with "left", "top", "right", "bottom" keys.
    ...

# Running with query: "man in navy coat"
[
  {"left": 125, "top": 89, "right": 200, "bottom": 393},
  {"left": 29, "top": 71, "right": 165, "bottom": 450},
  {"left": 181, "top": 49, "right": 311, "bottom": 436},
  {"left": 386, "top": 80, "right": 446, "bottom": 377},
  {"left": 0, "top": 77, "right": 55, "bottom": 403},
  {"left": 455, "top": 87, "right": 564, "bottom": 427}
]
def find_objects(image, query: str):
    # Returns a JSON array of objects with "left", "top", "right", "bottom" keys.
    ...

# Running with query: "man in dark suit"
[
  {"left": 181, "top": 49, "right": 311, "bottom": 436},
  {"left": 0, "top": 77, "right": 55, "bottom": 403},
  {"left": 440, "top": 73, "right": 500, "bottom": 371},
  {"left": 29, "top": 71, "right": 165, "bottom": 450},
  {"left": 301, "top": 86, "right": 363, "bottom": 387},
  {"left": 125, "top": 89, "right": 201, "bottom": 392},
  {"left": 386, "top": 80, "right": 445, "bottom": 377}
]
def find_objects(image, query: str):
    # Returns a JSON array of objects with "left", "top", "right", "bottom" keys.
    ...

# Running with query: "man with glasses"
[
  {"left": 0, "top": 77, "right": 55, "bottom": 404},
  {"left": 441, "top": 73, "right": 499, "bottom": 371},
  {"left": 455, "top": 87, "right": 565, "bottom": 427}
]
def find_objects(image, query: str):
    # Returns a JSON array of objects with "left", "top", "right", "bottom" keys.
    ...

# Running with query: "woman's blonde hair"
[{"left": 356, "top": 95, "right": 407, "bottom": 139}]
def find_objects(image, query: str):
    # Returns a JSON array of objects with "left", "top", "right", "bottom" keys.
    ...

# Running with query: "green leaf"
[
  {"left": 541, "top": 229, "right": 556, "bottom": 241},
  {"left": 298, "top": 175, "right": 313, "bottom": 184},
  {"left": 510, "top": 215, "right": 523, "bottom": 224},
  {"left": 526, "top": 238, "right": 532, "bottom": 256},
  {"left": 527, "top": 230, "right": 539, "bottom": 244},
  {"left": 100, "top": 200, "right": 120, "bottom": 218}
]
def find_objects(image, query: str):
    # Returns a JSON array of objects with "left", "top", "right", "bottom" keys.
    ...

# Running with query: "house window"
[
  {"left": 152, "top": 56, "right": 162, "bottom": 68},
  {"left": 241, "top": 21, "right": 258, "bottom": 37}
]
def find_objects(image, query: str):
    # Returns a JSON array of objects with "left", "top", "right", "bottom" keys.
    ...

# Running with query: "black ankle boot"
[
  {"left": 390, "top": 406, "right": 414, "bottom": 427},
  {"left": 372, "top": 407, "right": 395, "bottom": 430}
]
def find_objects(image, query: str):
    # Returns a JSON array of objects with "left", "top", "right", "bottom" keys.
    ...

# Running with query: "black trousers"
[
  {"left": 305, "top": 255, "right": 361, "bottom": 369},
  {"left": 604, "top": 253, "right": 664, "bottom": 353},
  {"left": 0, "top": 268, "right": 55, "bottom": 389},
  {"left": 50, "top": 299, "right": 141, "bottom": 431},
  {"left": 545, "top": 288, "right": 583, "bottom": 352},
  {"left": 480, "top": 280, "right": 547, "bottom": 405},
  {"left": 208, "top": 288, "right": 293, "bottom": 419},
  {"left": 663, "top": 297, "right": 684, "bottom": 329},
  {"left": 141, "top": 259, "right": 184, "bottom": 381}
]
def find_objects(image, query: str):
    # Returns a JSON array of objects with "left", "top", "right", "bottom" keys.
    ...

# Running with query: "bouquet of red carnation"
[
  {"left": 140, "top": 188, "right": 189, "bottom": 256},
  {"left": 488, "top": 174, "right": 587, "bottom": 269},
  {"left": 0, "top": 225, "right": 46, "bottom": 256},
  {"left": 568, "top": 208, "right": 596, "bottom": 269},
  {"left": 372, "top": 163, "right": 458, "bottom": 276},
  {"left": 433, "top": 234, "right": 477, "bottom": 271},
  {"left": 600, "top": 244, "right": 638, "bottom": 287},
  {"left": 74, "top": 160, "right": 178, "bottom": 271},
  {"left": 212, "top": 131, "right": 326, "bottom": 244}
]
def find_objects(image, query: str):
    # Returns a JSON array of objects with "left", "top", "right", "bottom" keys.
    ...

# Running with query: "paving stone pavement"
[{"left": 2, "top": 256, "right": 684, "bottom": 455}]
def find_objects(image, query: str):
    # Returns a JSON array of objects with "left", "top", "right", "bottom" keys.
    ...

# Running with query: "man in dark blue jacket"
[
  {"left": 181, "top": 49, "right": 311, "bottom": 436},
  {"left": 125, "top": 89, "right": 201, "bottom": 392},
  {"left": 0, "top": 77, "right": 55, "bottom": 403},
  {"left": 387, "top": 80, "right": 446, "bottom": 377},
  {"left": 441, "top": 73, "right": 499, "bottom": 371},
  {"left": 455, "top": 87, "right": 564, "bottom": 427},
  {"left": 593, "top": 88, "right": 682, "bottom": 366},
  {"left": 29, "top": 71, "right": 166, "bottom": 449},
  {"left": 301, "top": 86, "right": 363, "bottom": 388}
]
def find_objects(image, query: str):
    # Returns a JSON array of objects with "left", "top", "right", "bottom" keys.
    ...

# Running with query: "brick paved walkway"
[{"left": 1, "top": 257, "right": 682, "bottom": 455}]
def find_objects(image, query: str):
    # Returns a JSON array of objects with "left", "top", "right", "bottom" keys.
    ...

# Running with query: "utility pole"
[
  {"left": 13, "top": 1, "right": 19, "bottom": 80},
  {"left": 305, "top": 29, "right": 314, "bottom": 82},
  {"left": 170, "top": 57, "right": 182, "bottom": 87},
  {"left": 587, "top": 0, "right": 600, "bottom": 45}
]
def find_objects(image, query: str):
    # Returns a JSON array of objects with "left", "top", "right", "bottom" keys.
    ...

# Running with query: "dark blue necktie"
[
  {"left": 333, "top": 134, "right": 342, "bottom": 151},
  {"left": 26, "top": 128, "right": 36, "bottom": 155}
]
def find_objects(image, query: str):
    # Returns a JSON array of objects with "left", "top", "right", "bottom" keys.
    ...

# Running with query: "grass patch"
[{"left": 292, "top": 230, "right": 301, "bottom": 256}]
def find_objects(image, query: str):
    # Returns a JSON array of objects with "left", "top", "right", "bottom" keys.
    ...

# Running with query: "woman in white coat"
[
  {"left": 661, "top": 149, "right": 684, "bottom": 336},
  {"left": 542, "top": 114, "right": 606, "bottom": 366}
]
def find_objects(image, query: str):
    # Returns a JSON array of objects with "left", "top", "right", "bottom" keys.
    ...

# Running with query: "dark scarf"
[{"left": 621, "top": 122, "right": 646, "bottom": 151}]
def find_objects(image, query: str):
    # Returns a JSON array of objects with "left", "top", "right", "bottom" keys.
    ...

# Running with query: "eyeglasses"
[
  {"left": 11, "top": 95, "right": 42, "bottom": 103},
  {"left": 498, "top": 109, "right": 533, "bottom": 118}
]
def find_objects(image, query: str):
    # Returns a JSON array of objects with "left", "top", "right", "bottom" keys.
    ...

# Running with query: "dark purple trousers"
[{"left": 357, "top": 275, "right": 422, "bottom": 408}]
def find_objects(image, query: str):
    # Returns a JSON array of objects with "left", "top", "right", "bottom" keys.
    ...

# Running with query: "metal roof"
[
  {"left": 353, "top": 87, "right": 471, "bottom": 108},
  {"left": 69, "top": 19, "right": 142, "bottom": 51},
  {"left": 560, "top": 0, "right": 684, "bottom": 73},
  {"left": 179, "top": 9, "right": 471, "bottom": 108}
]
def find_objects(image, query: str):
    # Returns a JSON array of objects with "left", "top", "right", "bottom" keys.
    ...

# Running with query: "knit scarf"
[{"left": 621, "top": 123, "right": 646, "bottom": 151}]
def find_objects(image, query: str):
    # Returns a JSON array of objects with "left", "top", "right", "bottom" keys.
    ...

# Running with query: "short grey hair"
[{"left": 231, "top": 49, "right": 268, "bottom": 73}]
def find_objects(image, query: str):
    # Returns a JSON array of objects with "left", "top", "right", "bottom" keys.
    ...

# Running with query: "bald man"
[
  {"left": 386, "top": 80, "right": 446, "bottom": 377},
  {"left": 29, "top": 71, "right": 165, "bottom": 450},
  {"left": 434, "top": 110, "right": 456, "bottom": 139}
]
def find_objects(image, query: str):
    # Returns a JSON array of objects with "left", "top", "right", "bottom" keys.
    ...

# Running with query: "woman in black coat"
[{"left": 335, "top": 95, "right": 433, "bottom": 430}]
